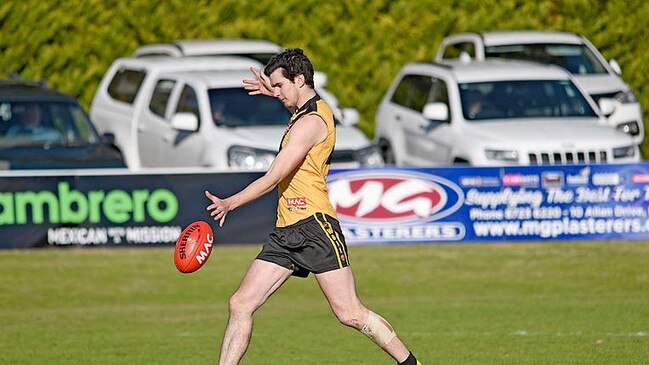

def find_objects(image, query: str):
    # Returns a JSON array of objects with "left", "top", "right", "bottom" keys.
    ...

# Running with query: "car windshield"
[
  {"left": 485, "top": 43, "right": 608, "bottom": 74},
  {"left": 208, "top": 87, "right": 291, "bottom": 127},
  {"left": 459, "top": 80, "right": 598, "bottom": 121},
  {"left": 0, "top": 100, "right": 100, "bottom": 147}
]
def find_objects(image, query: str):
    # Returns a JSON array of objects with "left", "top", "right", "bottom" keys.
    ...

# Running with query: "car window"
[
  {"left": 107, "top": 68, "right": 146, "bottom": 104},
  {"left": 485, "top": 43, "right": 608, "bottom": 74},
  {"left": 149, "top": 79, "right": 176, "bottom": 118},
  {"left": 0, "top": 101, "right": 99, "bottom": 147},
  {"left": 442, "top": 42, "right": 476, "bottom": 59},
  {"left": 208, "top": 87, "right": 291, "bottom": 127},
  {"left": 430, "top": 78, "right": 449, "bottom": 106},
  {"left": 67, "top": 105, "right": 99, "bottom": 143},
  {"left": 458, "top": 80, "right": 598, "bottom": 121},
  {"left": 391, "top": 74, "right": 433, "bottom": 112},
  {"left": 429, "top": 78, "right": 451, "bottom": 121},
  {"left": 175, "top": 85, "right": 200, "bottom": 121}
]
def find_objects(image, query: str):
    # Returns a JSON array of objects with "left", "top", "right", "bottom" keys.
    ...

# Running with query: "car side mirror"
[
  {"left": 609, "top": 59, "right": 622, "bottom": 75},
  {"left": 171, "top": 112, "right": 199, "bottom": 131},
  {"left": 422, "top": 102, "right": 449, "bottom": 121},
  {"left": 340, "top": 107, "right": 360, "bottom": 126},
  {"left": 598, "top": 98, "right": 615, "bottom": 117},
  {"left": 314, "top": 71, "right": 328, "bottom": 88},
  {"left": 101, "top": 132, "right": 116, "bottom": 145}
]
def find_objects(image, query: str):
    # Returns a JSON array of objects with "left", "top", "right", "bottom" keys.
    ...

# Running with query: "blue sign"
[
  {"left": 3, "top": 163, "right": 649, "bottom": 248},
  {"left": 328, "top": 163, "right": 649, "bottom": 244}
]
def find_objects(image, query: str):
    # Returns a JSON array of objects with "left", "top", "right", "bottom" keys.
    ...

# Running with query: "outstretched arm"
[{"left": 205, "top": 115, "right": 326, "bottom": 226}]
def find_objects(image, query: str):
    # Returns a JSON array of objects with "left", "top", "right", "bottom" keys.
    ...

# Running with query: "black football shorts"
[{"left": 256, "top": 213, "right": 349, "bottom": 277}]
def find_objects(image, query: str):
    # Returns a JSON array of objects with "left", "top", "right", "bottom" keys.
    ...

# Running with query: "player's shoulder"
[
  {"left": 314, "top": 98, "right": 333, "bottom": 115},
  {"left": 294, "top": 113, "right": 326, "bottom": 131}
]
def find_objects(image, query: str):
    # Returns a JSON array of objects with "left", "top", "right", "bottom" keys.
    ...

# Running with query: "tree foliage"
[{"left": 2, "top": 0, "right": 647, "bottom": 153}]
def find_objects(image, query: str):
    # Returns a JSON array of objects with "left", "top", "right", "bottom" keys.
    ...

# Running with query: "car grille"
[{"left": 528, "top": 150, "right": 608, "bottom": 165}]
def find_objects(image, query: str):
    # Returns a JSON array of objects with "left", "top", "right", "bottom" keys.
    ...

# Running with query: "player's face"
[{"left": 269, "top": 68, "right": 300, "bottom": 111}]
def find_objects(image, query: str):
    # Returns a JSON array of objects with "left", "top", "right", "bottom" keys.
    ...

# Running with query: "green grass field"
[{"left": 1, "top": 241, "right": 648, "bottom": 365}]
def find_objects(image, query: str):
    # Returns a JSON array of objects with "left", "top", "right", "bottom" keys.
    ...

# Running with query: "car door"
[
  {"left": 391, "top": 74, "right": 453, "bottom": 165},
  {"left": 422, "top": 77, "right": 455, "bottom": 164},
  {"left": 161, "top": 83, "right": 205, "bottom": 167},
  {"left": 137, "top": 78, "right": 177, "bottom": 167}
]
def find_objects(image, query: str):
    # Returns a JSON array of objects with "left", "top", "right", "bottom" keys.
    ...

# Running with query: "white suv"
[
  {"left": 131, "top": 38, "right": 362, "bottom": 130},
  {"left": 90, "top": 56, "right": 382, "bottom": 170},
  {"left": 435, "top": 31, "right": 644, "bottom": 145},
  {"left": 374, "top": 59, "right": 639, "bottom": 166}
]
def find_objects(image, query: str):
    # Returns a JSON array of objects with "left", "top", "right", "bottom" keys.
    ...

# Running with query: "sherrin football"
[{"left": 174, "top": 221, "right": 214, "bottom": 273}]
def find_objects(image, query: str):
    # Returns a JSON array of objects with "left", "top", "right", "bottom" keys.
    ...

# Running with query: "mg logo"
[{"left": 327, "top": 170, "right": 464, "bottom": 224}]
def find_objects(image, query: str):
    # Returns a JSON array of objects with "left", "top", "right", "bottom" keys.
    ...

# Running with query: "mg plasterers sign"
[{"left": 327, "top": 170, "right": 466, "bottom": 243}]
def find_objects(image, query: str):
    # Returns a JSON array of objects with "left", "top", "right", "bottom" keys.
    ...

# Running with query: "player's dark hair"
[{"left": 264, "top": 48, "right": 315, "bottom": 88}]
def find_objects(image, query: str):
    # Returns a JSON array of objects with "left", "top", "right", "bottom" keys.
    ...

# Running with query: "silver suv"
[
  {"left": 374, "top": 59, "right": 639, "bottom": 166},
  {"left": 435, "top": 31, "right": 644, "bottom": 145}
]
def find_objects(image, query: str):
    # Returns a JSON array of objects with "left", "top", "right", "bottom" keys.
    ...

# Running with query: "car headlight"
[
  {"left": 614, "top": 89, "right": 638, "bottom": 104},
  {"left": 228, "top": 146, "right": 276, "bottom": 170},
  {"left": 616, "top": 121, "right": 641, "bottom": 136},
  {"left": 613, "top": 145, "right": 636, "bottom": 159},
  {"left": 356, "top": 145, "right": 384, "bottom": 167},
  {"left": 485, "top": 149, "right": 518, "bottom": 162}
]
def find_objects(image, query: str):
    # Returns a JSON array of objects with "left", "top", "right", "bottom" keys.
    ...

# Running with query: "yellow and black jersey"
[{"left": 276, "top": 95, "right": 337, "bottom": 227}]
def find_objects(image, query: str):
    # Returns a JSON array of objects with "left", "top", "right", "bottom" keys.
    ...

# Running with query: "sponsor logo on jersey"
[{"left": 286, "top": 197, "right": 307, "bottom": 206}]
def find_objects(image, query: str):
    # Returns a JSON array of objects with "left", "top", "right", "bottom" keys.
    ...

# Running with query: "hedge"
[{"left": 2, "top": 0, "right": 648, "bottom": 154}]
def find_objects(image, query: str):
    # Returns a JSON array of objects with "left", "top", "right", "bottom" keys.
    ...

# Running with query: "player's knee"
[
  {"left": 334, "top": 306, "right": 366, "bottom": 330},
  {"left": 228, "top": 292, "right": 256, "bottom": 316}
]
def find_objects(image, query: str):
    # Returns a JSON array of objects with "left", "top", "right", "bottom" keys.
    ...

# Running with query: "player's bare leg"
[
  {"left": 315, "top": 267, "right": 418, "bottom": 364},
  {"left": 218, "top": 259, "right": 292, "bottom": 365}
]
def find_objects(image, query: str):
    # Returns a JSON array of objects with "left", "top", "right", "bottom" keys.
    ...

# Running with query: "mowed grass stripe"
[{"left": 0, "top": 241, "right": 647, "bottom": 364}]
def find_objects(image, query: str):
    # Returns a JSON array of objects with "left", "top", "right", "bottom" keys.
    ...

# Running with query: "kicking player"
[{"left": 205, "top": 48, "right": 422, "bottom": 365}]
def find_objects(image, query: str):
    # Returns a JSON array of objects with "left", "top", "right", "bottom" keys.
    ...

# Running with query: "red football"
[{"left": 174, "top": 221, "right": 214, "bottom": 273}]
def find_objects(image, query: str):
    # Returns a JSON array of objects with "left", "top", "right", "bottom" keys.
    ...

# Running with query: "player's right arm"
[{"left": 205, "top": 114, "right": 326, "bottom": 226}]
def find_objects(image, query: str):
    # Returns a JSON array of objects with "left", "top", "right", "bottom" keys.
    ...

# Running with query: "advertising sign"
[
  {"left": 3, "top": 163, "right": 649, "bottom": 248},
  {"left": 0, "top": 171, "right": 276, "bottom": 249},
  {"left": 329, "top": 163, "right": 649, "bottom": 244}
]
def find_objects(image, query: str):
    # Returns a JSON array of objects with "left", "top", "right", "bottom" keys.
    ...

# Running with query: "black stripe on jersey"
[
  {"left": 293, "top": 94, "right": 321, "bottom": 118},
  {"left": 279, "top": 94, "right": 321, "bottom": 152}
]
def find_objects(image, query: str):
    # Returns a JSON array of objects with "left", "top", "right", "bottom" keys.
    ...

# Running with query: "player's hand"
[
  {"left": 243, "top": 67, "right": 274, "bottom": 97},
  {"left": 205, "top": 190, "right": 230, "bottom": 227}
]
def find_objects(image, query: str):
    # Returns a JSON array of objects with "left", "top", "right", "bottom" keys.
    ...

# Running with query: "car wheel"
[
  {"left": 453, "top": 157, "right": 470, "bottom": 165},
  {"left": 378, "top": 139, "right": 396, "bottom": 165}
]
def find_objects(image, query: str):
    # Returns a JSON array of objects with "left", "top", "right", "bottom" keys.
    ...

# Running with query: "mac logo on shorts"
[{"left": 327, "top": 170, "right": 464, "bottom": 224}]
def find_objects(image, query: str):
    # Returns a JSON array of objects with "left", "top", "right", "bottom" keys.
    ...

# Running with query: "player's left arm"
[{"left": 205, "top": 114, "right": 326, "bottom": 226}]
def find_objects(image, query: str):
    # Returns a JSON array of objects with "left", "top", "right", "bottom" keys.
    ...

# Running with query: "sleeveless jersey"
[{"left": 276, "top": 95, "right": 337, "bottom": 227}]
